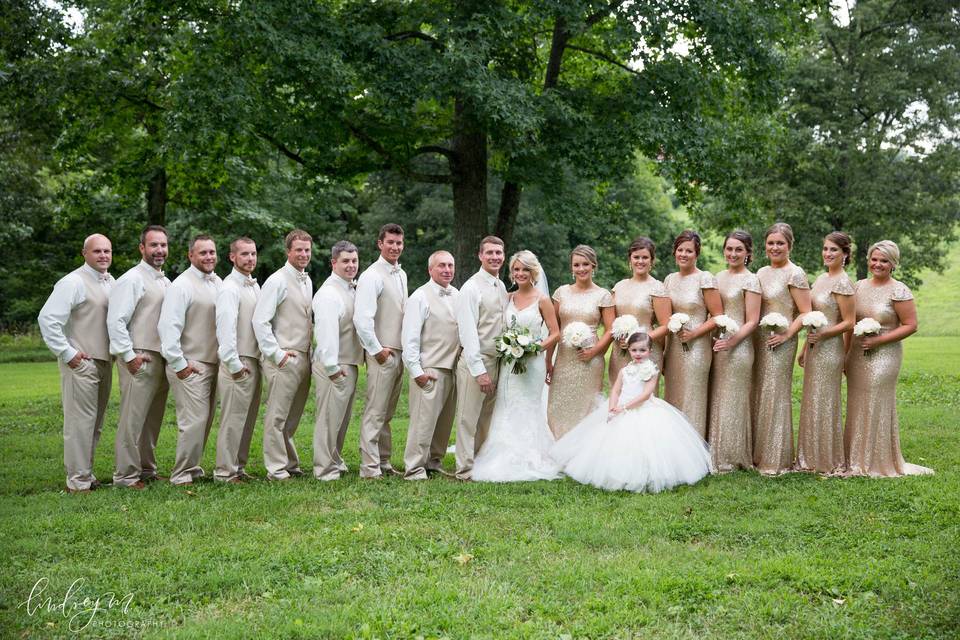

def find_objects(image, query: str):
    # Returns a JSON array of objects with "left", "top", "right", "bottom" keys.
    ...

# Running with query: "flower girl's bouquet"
[
  {"left": 495, "top": 318, "right": 542, "bottom": 375},
  {"left": 611, "top": 314, "right": 642, "bottom": 352},
  {"left": 801, "top": 311, "right": 829, "bottom": 349},
  {"left": 853, "top": 317, "right": 882, "bottom": 356},
  {"left": 713, "top": 315, "right": 740, "bottom": 341},
  {"left": 562, "top": 321, "right": 595, "bottom": 351},
  {"left": 667, "top": 312, "right": 691, "bottom": 352},
  {"left": 759, "top": 312, "right": 790, "bottom": 351}
]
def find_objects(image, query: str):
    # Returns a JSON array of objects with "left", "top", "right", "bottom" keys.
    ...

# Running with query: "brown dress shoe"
[
  {"left": 65, "top": 486, "right": 92, "bottom": 494},
  {"left": 119, "top": 481, "right": 146, "bottom": 490}
]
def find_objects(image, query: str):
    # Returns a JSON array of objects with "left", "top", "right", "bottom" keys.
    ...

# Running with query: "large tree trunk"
[
  {"left": 495, "top": 181, "right": 522, "bottom": 250},
  {"left": 855, "top": 236, "right": 869, "bottom": 280},
  {"left": 451, "top": 98, "right": 488, "bottom": 286},
  {"left": 146, "top": 167, "right": 167, "bottom": 226}
]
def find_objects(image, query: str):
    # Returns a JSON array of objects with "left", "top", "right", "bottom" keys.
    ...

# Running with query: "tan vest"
[
  {"left": 178, "top": 269, "right": 220, "bottom": 364},
  {"left": 418, "top": 284, "right": 460, "bottom": 370},
  {"left": 469, "top": 271, "right": 507, "bottom": 358},
  {"left": 231, "top": 277, "right": 261, "bottom": 359},
  {"left": 67, "top": 267, "right": 112, "bottom": 362},
  {"left": 129, "top": 263, "right": 168, "bottom": 353},
  {"left": 272, "top": 266, "right": 313, "bottom": 353},
  {"left": 371, "top": 260, "right": 407, "bottom": 350},
  {"left": 326, "top": 277, "right": 363, "bottom": 365}
]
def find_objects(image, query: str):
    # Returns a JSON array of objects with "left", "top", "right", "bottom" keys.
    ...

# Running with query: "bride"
[{"left": 472, "top": 250, "right": 563, "bottom": 481}]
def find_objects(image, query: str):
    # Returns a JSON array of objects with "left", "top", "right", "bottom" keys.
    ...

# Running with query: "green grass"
[
  {"left": 1, "top": 339, "right": 958, "bottom": 639},
  {"left": 914, "top": 241, "right": 960, "bottom": 336}
]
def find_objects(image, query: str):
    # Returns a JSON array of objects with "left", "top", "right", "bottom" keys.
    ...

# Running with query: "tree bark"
[
  {"left": 451, "top": 97, "right": 488, "bottom": 286},
  {"left": 495, "top": 181, "right": 522, "bottom": 250},
  {"left": 146, "top": 167, "right": 167, "bottom": 226}
]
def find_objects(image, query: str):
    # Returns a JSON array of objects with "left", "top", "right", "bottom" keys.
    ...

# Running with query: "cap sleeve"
[
  {"left": 598, "top": 288, "right": 614, "bottom": 308},
  {"left": 699, "top": 271, "right": 718, "bottom": 290},
  {"left": 650, "top": 278, "right": 669, "bottom": 298},
  {"left": 742, "top": 273, "right": 762, "bottom": 294},
  {"left": 551, "top": 285, "right": 565, "bottom": 304},
  {"left": 788, "top": 266, "right": 810, "bottom": 290},
  {"left": 831, "top": 275, "right": 855, "bottom": 296},
  {"left": 891, "top": 281, "right": 914, "bottom": 302}
]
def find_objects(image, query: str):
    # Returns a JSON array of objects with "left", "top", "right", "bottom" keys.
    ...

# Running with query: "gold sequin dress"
[
  {"left": 795, "top": 272, "right": 854, "bottom": 473},
  {"left": 608, "top": 277, "right": 669, "bottom": 383},
  {"left": 663, "top": 270, "right": 718, "bottom": 438},
  {"left": 707, "top": 269, "right": 761, "bottom": 471},
  {"left": 843, "top": 279, "right": 932, "bottom": 477},
  {"left": 751, "top": 263, "right": 809, "bottom": 473},
  {"left": 548, "top": 285, "right": 614, "bottom": 438}
]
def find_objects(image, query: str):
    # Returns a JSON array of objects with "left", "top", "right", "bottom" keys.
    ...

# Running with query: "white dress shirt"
[
  {"left": 38, "top": 264, "right": 114, "bottom": 363},
  {"left": 107, "top": 260, "right": 170, "bottom": 362},
  {"left": 159, "top": 265, "right": 222, "bottom": 372},
  {"left": 455, "top": 269, "right": 506, "bottom": 377},
  {"left": 402, "top": 280, "right": 459, "bottom": 379},
  {"left": 353, "top": 255, "right": 406, "bottom": 356},
  {"left": 312, "top": 273, "right": 354, "bottom": 376},
  {"left": 216, "top": 268, "right": 260, "bottom": 374},
  {"left": 252, "top": 262, "right": 310, "bottom": 365}
]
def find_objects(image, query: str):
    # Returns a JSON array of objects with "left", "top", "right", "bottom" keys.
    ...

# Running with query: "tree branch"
[
  {"left": 384, "top": 30, "right": 443, "bottom": 50},
  {"left": 413, "top": 145, "right": 456, "bottom": 160},
  {"left": 344, "top": 120, "right": 453, "bottom": 183},
  {"left": 255, "top": 130, "right": 309, "bottom": 166},
  {"left": 567, "top": 44, "right": 641, "bottom": 75}
]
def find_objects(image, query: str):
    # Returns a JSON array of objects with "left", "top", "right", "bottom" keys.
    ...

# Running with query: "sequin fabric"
[{"left": 608, "top": 277, "right": 668, "bottom": 383}]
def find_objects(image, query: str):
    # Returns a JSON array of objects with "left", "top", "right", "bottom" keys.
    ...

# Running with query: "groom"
[{"left": 454, "top": 236, "right": 507, "bottom": 480}]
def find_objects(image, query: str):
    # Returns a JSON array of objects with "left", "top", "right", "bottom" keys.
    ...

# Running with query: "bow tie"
[
  {"left": 297, "top": 273, "right": 309, "bottom": 284},
  {"left": 155, "top": 271, "right": 166, "bottom": 279},
  {"left": 349, "top": 281, "right": 358, "bottom": 290},
  {"left": 98, "top": 274, "right": 111, "bottom": 283},
  {"left": 243, "top": 277, "right": 256, "bottom": 287},
  {"left": 203, "top": 274, "right": 217, "bottom": 283},
  {"left": 390, "top": 265, "right": 401, "bottom": 275},
  {"left": 439, "top": 288, "right": 452, "bottom": 297}
]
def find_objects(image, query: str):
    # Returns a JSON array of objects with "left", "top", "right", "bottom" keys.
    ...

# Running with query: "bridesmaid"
[
  {"left": 663, "top": 230, "right": 723, "bottom": 438},
  {"left": 546, "top": 245, "right": 615, "bottom": 439},
  {"left": 608, "top": 236, "right": 671, "bottom": 383},
  {"left": 708, "top": 230, "right": 761, "bottom": 471},
  {"left": 844, "top": 240, "right": 932, "bottom": 477},
  {"left": 751, "top": 222, "right": 811, "bottom": 475},
  {"left": 795, "top": 232, "right": 856, "bottom": 474}
]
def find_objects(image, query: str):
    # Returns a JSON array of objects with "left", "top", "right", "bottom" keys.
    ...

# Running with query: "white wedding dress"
[{"left": 472, "top": 299, "right": 562, "bottom": 482}]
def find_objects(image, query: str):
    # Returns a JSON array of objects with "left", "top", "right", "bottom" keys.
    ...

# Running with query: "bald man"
[
  {"left": 38, "top": 234, "right": 116, "bottom": 493},
  {"left": 401, "top": 251, "right": 460, "bottom": 480}
]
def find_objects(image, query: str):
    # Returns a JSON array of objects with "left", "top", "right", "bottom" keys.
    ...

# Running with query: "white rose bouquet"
[
  {"left": 759, "top": 312, "right": 790, "bottom": 351},
  {"left": 562, "top": 321, "right": 595, "bottom": 351},
  {"left": 611, "top": 314, "right": 642, "bottom": 352},
  {"left": 494, "top": 318, "right": 542, "bottom": 375},
  {"left": 667, "top": 312, "right": 691, "bottom": 352},
  {"left": 801, "top": 311, "right": 829, "bottom": 349},
  {"left": 853, "top": 317, "right": 882, "bottom": 356},
  {"left": 713, "top": 314, "right": 740, "bottom": 340}
]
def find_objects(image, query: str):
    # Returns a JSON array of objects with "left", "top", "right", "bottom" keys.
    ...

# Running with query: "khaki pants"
[
  {"left": 311, "top": 363, "right": 358, "bottom": 480},
  {"left": 167, "top": 362, "right": 218, "bottom": 485},
  {"left": 113, "top": 350, "right": 169, "bottom": 486},
  {"left": 60, "top": 358, "right": 112, "bottom": 491},
  {"left": 214, "top": 356, "right": 262, "bottom": 481},
  {"left": 261, "top": 352, "right": 311, "bottom": 480},
  {"left": 454, "top": 355, "right": 499, "bottom": 480},
  {"left": 403, "top": 367, "right": 456, "bottom": 479},
  {"left": 359, "top": 351, "right": 403, "bottom": 478}
]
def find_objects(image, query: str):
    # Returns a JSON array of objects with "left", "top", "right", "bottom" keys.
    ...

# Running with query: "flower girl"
[{"left": 550, "top": 332, "right": 713, "bottom": 492}]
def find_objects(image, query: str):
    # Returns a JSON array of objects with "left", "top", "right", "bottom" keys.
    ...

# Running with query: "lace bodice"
[
  {"left": 619, "top": 360, "right": 658, "bottom": 406},
  {"left": 504, "top": 298, "right": 545, "bottom": 339}
]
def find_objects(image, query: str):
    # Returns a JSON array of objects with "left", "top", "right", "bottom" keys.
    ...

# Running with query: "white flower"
[
  {"left": 510, "top": 345, "right": 524, "bottom": 358},
  {"left": 516, "top": 334, "right": 531, "bottom": 347},
  {"left": 667, "top": 313, "right": 691, "bottom": 333},
  {"left": 496, "top": 340, "right": 509, "bottom": 352},
  {"left": 562, "top": 321, "right": 593, "bottom": 348},
  {"left": 802, "top": 311, "right": 829, "bottom": 330},
  {"left": 853, "top": 317, "right": 882, "bottom": 336},
  {"left": 759, "top": 312, "right": 790, "bottom": 331},
  {"left": 611, "top": 314, "right": 641, "bottom": 340},
  {"left": 714, "top": 314, "right": 740, "bottom": 335}
]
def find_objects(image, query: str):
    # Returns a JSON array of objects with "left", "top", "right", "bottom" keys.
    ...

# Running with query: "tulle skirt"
[{"left": 550, "top": 397, "right": 712, "bottom": 493}]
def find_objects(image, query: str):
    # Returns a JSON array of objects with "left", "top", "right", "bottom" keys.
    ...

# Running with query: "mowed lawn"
[{"left": 2, "top": 286, "right": 959, "bottom": 637}]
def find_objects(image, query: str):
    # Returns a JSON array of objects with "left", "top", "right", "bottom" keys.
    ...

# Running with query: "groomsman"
[
  {"left": 454, "top": 236, "right": 507, "bottom": 480},
  {"left": 109, "top": 225, "right": 171, "bottom": 489},
  {"left": 214, "top": 237, "right": 262, "bottom": 483},
  {"left": 38, "top": 234, "right": 115, "bottom": 493},
  {"left": 159, "top": 235, "right": 222, "bottom": 486},
  {"left": 354, "top": 223, "right": 408, "bottom": 479},
  {"left": 311, "top": 241, "right": 362, "bottom": 480},
  {"left": 402, "top": 251, "right": 460, "bottom": 480},
  {"left": 253, "top": 229, "right": 314, "bottom": 481}
]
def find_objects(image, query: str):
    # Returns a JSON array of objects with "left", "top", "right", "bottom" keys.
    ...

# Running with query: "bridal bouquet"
[
  {"left": 611, "top": 314, "right": 642, "bottom": 352},
  {"left": 759, "top": 312, "right": 790, "bottom": 351},
  {"left": 562, "top": 321, "right": 595, "bottom": 351},
  {"left": 853, "top": 317, "right": 882, "bottom": 356},
  {"left": 667, "top": 312, "right": 691, "bottom": 352},
  {"left": 713, "top": 314, "right": 740, "bottom": 340},
  {"left": 495, "top": 318, "right": 542, "bottom": 375},
  {"left": 801, "top": 311, "right": 829, "bottom": 349}
]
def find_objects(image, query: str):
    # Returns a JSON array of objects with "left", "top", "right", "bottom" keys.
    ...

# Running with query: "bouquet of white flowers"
[
  {"left": 853, "top": 317, "right": 882, "bottom": 356},
  {"left": 494, "top": 318, "right": 542, "bottom": 375},
  {"left": 713, "top": 314, "right": 740, "bottom": 340},
  {"left": 667, "top": 312, "right": 691, "bottom": 351},
  {"left": 611, "top": 314, "right": 642, "bottom": 352},
  {"left": 562, "top": 321, "right": 595, "bottom": 350},
  {"left": 801, "top": 311, "right": 829, "bottom": 349},
  {"left": 759, "top": 312, "right": 790, "bottom": 351}
]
